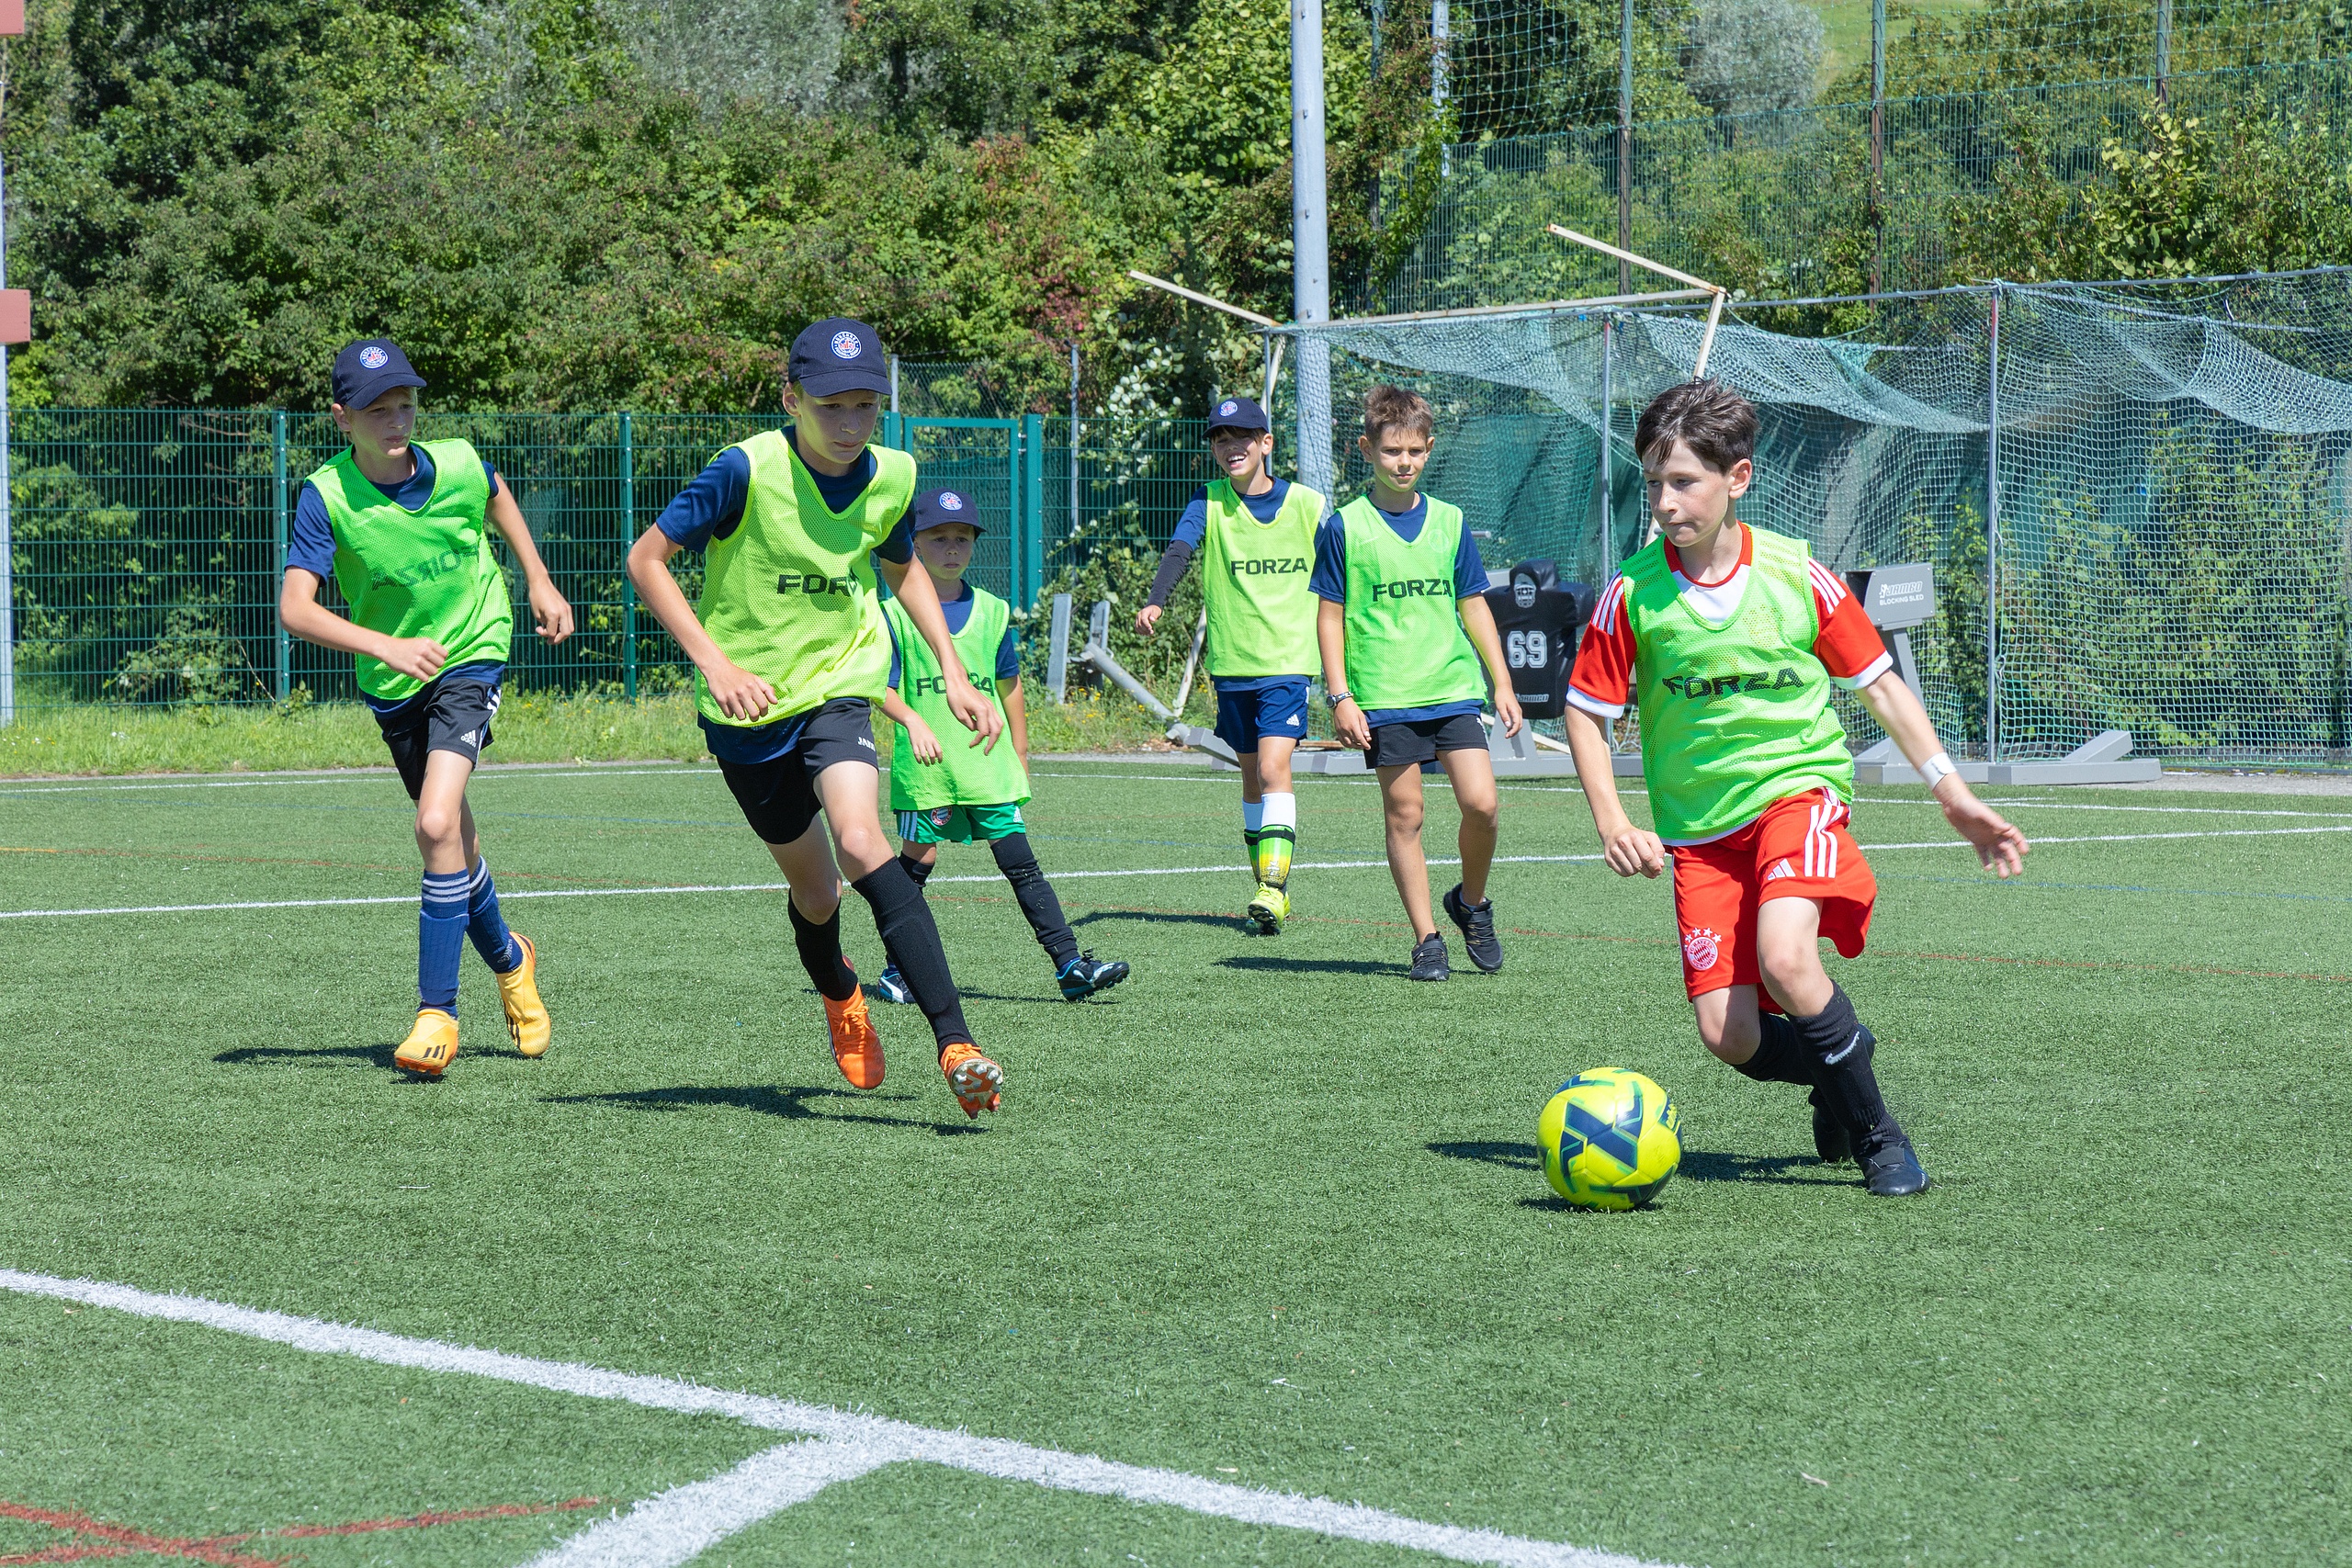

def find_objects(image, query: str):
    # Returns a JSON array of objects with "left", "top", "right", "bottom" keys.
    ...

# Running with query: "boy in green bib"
[
  {"left": 626, "top": 319, "right": 1010, "bottom": 1120},
  {"left": 278, "top": 338, "right": 572, "bottom": 1077},
  {"left": 874, "top": 488, "right": 1131, "bottom": 1005},
  {"left": 1562, "top": 379, "right": 2028, "bottom": 1196},
  {"left": 1137, "top": 396, "right": 1324, "bottom": 934},
  {"left": 1314, "top": 386, "right": 1522, "bottom": 982}
]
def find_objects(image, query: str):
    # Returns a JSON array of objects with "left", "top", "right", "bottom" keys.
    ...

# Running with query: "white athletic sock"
[
  {"left": 1261, "top": 793, "right": 1296, "bottom": 832},
  {"left": 1242, "top": 799, "right": 1267, "bottom": 835}
]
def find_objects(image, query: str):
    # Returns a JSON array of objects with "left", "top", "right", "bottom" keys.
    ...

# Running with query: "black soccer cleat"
[
  {"left": 1442, "top": 884, "right": 1504, "bottom": 973},
  {"left": 1057, "top": 951, "right": 1131, "bottom": 1002},
  {"left": 1858, "top": 1132, "right": 1929, "bottom": 1196},
  {"left": 1809, "top": 1086, "right": 1850, "bottom": 1164},
  {"left": 1408, "top": 932, "right": 1451, "bottom": 981}
]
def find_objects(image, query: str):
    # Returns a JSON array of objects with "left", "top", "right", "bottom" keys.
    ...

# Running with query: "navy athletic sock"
[
  {"left": 1790, "top": 984, "right": 1894, "bottom": 1145},
  {"left": 850, "top": 860, "right": 972, "bottom": 1047},
  {"left": 897, "top": 850, "right": 935, "bottom": 890},
  {"left": 787, "top": 897, "right": 860, "bottom": 1003},
  {"left": 1730, "top": 1011, "right": 1813, "bottom": 1085},
  {"left": 418, "top": 870, "right": 469, "bottom": 1012},
  {"left": 465, "top": 858, "right": 520, "bottom": 973},
  {"left": 990, "top": 832, "right": 1080, "bottom": 969}
]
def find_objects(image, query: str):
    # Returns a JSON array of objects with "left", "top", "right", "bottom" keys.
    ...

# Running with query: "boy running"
[
  {"left": 277, "top": 338, "right": 570, "bottom": 1077},
  {"left": 1136, "top": 396, "right": 1323, "bottom": 934},
  {"left": 626, "top": 319, "right": 1009, "bottom": 1118},
  {"left": 874, "top": 488, "right": 1131, "bottom": 1004},
  {"left": 1561, "top": 380, "right": 2028, "bottom": 1196},
  {"left": 1314, "top": 385, "right": 1522, "bottom": 982}
]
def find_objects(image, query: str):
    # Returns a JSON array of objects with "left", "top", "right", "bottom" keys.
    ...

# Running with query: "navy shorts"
[{"left": 1213, "top": 678, "right": 1311, "bottom": 752}]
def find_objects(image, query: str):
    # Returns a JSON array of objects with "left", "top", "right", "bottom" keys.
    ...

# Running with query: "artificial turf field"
[{"left": 0, "top": 759, "right": 2346, "bottom": 1568}]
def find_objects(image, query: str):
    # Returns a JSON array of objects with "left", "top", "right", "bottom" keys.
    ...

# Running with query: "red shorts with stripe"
[{"left": 1668, "top": 789, "right": 1876, "bottom": 1000}]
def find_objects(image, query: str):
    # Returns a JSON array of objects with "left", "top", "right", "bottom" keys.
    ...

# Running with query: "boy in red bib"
[{"left": 1562, "top": 380, "right": 2028, "bottom": 1195}]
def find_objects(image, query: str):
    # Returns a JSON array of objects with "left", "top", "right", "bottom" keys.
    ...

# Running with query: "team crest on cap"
[
  {"left": 831, "top": 330, "right": 863, "bottom": 360},
  {"left": 1217, "top": 400, "right": 1238, "bottom": 416},
  {"left": 358, "top": 345, "right": 389, "bottom": 369},
  {"left": 939, "top": 491, "right": 966, "bottom": 512},
  {"left": 1681, "top": 927, "right": 1722, "bottom": 972}
]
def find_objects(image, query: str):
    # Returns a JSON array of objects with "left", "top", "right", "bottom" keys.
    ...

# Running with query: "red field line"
[{"left": 0, "top": 1496, "right": 601, "bottom": 1564}]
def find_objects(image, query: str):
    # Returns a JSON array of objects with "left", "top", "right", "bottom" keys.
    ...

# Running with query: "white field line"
[
  {"left": 0, "top": 1269, "right": 1674, "bottom": 1568},
  {"left": 0, "top": 767, "right": 719, "bottom": 796},
  {"left": 523, "top": 1440, "right": 897, "bottom": 1568},
  {"left": 2, "top": 824, "right": 2347, "bottom": 923}
]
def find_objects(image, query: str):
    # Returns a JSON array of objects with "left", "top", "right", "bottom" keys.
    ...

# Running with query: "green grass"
[
  {"left": 0, "top": 691, "right": 1183, "bottom": 777},
  {"left": 0, "top": 762, "right": 2346, "bottom": 1565}
]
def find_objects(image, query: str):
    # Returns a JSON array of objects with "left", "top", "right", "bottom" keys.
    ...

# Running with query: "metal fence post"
[
  {"left": 1021, "top": 412, "right": 1045, "bottom": 610},
  {"left": 1616, "top": 0, "right": 1634, "bottom": 293},
  {"left": 272, "top": 411, "right": 289, "bottom": 700},
  {"left": 1599, "top": 318, "right": 1614, "bottom": 567},
  {"left": 1870, "top": 0, "right": 1887, "bottom": 296},
  {"left": 2154, "top": 0, "right": 2172, "bottom": 106},
  {"left": 619, "top": 411, "right": 638, "bottom": 702},
  {"left": 1984, "top": 287, "right": 2002, "bottom": 761}
]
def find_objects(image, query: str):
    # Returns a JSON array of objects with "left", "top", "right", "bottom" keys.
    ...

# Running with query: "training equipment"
[
  {"left": 1859, "top": 1134, "right": 1929, "bottom": 1198},
  {"left": 1481, "top": 558, "right": 1594, "bottom": 721},
  {"left": 1408, "top": 932, "right": 1450, "bottom": 982},
  {"left": 1442, "top": 884, "right": 1503, "bottom": 973},
  {"left": 1246, "top": 883, "right": 1290, "bottom": 935},
  {"left": 939, "top": 1042, "right": 1003, "bottom": 1118},
  {"left": 1057, "top": 952, "right": 1131, "bottom": 1002},
  {"left": 494, "top": 932, "right": 550, "bottom": 1058},
  {"left": 1539, "top": 1068, "right": 1682, "bottom": 1211},
  {"left": 824, "top": 977, "right": 885, "bottom": 1090},
  {"left": 393, "top": 1008, "right": 459, "bottom": 1077},
  {"left": 872, "top": 964, "right": 916, "bottom": 1005}
]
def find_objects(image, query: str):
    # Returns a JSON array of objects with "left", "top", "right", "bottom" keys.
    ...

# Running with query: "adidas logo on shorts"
[{"left": 1764, "top": 857, "right": 1796, "bottom": 883}]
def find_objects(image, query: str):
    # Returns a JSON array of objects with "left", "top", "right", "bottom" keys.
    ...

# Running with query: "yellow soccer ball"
[{"left": 1538, "top": 1067, "right": 1681, "bottom": 1211}]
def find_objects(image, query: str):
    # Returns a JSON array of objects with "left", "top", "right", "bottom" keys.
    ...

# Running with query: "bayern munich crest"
[
  {"left": 940, "top": 491, "right": 966, "bottom": 511},
  {"left": 358, "top": 345, "right": 389, "bottom": 369},
  {"left": 831, "top": 330, "right": 863, "bottom": 359},
  {"left": 1681, "top": 927, "right": 1722, "bottom": 972}
]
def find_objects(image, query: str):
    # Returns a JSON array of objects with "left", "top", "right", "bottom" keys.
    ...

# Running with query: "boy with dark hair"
[
  {"left": 874, "top": 488, "right": 1130, "bottom": 1004},
  {"left": 625, "top": 319, "right": 1009, "bottom": 1119},
  {"left": 1315, "top": 384, "right": 1523, "bottom": 982},
  {"left": 1562, "top": 378, "right": 2029, "bottom": 1196},
  {"left": 1136, "top": 396, "right": 1324, "bottom": 934},
  {"left": 278, "top": 338, "right": 572, "bottom": 1077}
]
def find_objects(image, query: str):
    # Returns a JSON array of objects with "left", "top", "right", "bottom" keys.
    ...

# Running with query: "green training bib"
[
  {"left": 1198, "top": 478, "right": 1323, "bottom": 679},
  {"left": 884, "top": 586, "right": 1030, "bottom": 811},
  {"left": 1337, "top": 495, "right": 1487, "bottom": 712},
  {"left": 306, "top": 437, "right": 511, "bottom": 702},
  {"left": 1624, "top": 524, "right": 1854, "bottom": 842},
  {"left": 694, "top": 430, "right": 916, "bottom": 728}
]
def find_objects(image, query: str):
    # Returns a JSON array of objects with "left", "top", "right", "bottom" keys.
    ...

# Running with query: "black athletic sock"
[
  {"left": 786, "top": 897, "right": 859, "bottom": 1003},
  {"left": 850, "top": 861, "right": 972, "bottom": 1047},
  {"left": 1729, "top": 1011, "right": 1813, "bottom": 1085},
  {"left": 990, "top": 832, "right": 1080, "bottom": 968},
  {"left": 897, "top": 850, "right": 935, "bottom": 890},
  {"left": 1789, "top": 984, "right": 1895, "bottom": 1147}
]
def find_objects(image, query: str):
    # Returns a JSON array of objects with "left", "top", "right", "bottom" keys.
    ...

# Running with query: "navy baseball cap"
[
  {"left": 911, "top": 487, "right": 986, "bottom": 536},
  {"left": 1205, "top": 395, "right": 1270, "bottom": 433},
  {"left": 789, "top": 318, "right": 892, "bottom": 398},
  {"left": 332, "top": 339, "right": 426, "bottom": 412}
]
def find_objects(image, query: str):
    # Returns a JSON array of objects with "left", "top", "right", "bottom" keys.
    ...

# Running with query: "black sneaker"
[
  {"left": 1408, "top": 933, "right": 1450, "bottom": 981},
  {"left": 1057, "top": 951, "right": 1131, "bottom": 1001},
  {"left": 1809, "top": 1086, "right": 1850, "bottom": 1164},
  {"left": 1857, "top": 1132, "right": 1928, "bottom": 1196},
  {"left": 1442, "top": 884, "right": 1504, "bottom": 973}
]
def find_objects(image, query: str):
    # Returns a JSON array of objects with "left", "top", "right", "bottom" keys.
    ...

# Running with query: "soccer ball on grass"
[{"left": 1538, "top": 1067, "right": 1681, "bottom": 1210}]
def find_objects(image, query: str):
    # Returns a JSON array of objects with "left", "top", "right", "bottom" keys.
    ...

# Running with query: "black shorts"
[
  {"left": 1364, "top": 710, "right": 1488, "bottom": 769},
  {"left": 373, "top": 671, "right": 502, "bottom": 800},
  {"left": 714, "top": 698, "right": 883, "bottom": 846}
]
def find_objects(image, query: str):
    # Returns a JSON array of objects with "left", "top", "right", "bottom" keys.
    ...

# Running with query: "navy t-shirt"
[
  {"left": 286, "top": 446, "right": 502, "bottom": 581},
  {"left": 1310, "top": 495, "right": 1491, "bottom": 728},
  {"left": 886, "top": 581, "right": 1023, "bottom": 689},
  {"left": 1172, "top": 478, "right": 1308, "bottom": 696}
]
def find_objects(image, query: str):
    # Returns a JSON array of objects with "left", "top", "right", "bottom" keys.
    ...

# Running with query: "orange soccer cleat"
[
  {"left": 938, "top": 1042, "right": 1002, "bottom": 1119},
  {"left": 824, "top": 974, "right": 886, "bottom": 1089}
]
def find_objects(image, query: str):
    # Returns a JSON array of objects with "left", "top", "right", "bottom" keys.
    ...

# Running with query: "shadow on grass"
[
  {"left": 543, "top": 1083, "right": 978, "bottom": 1134},
  {"left": 1071, "top": 908, "right": 1244, "bottom": 932},
  {"left": 213, "top": 1042, "right": 536, "bottom": 1073},
  {"left": 1427, "top": 1139, "right": 1544, "bottom": 1170},
  {"left": 1431, "top": 1139, "right": 1839, "bottom": 1188},
  {"left": 1217, "top": 955, "right": 1398, "bottom": 976}
]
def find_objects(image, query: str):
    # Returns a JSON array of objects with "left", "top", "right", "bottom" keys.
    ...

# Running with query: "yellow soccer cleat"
[
  {"left": 495, "top": 933, "right": 551, "bottom": 1058},
  {"left": 1245, "top": 883, "right": 1291, "bottom": 935},
  {"left": 394, "top": 1008, "right": 459, "bottom": 1077}
]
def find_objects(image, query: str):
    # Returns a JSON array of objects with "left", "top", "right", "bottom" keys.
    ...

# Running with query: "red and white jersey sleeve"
[
  {"left": 1807, "top": 559, "right": 1894, "bottom": 687},
  {"left": 1565, "top": 574, "right": 1637, "bottom": 720}
]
